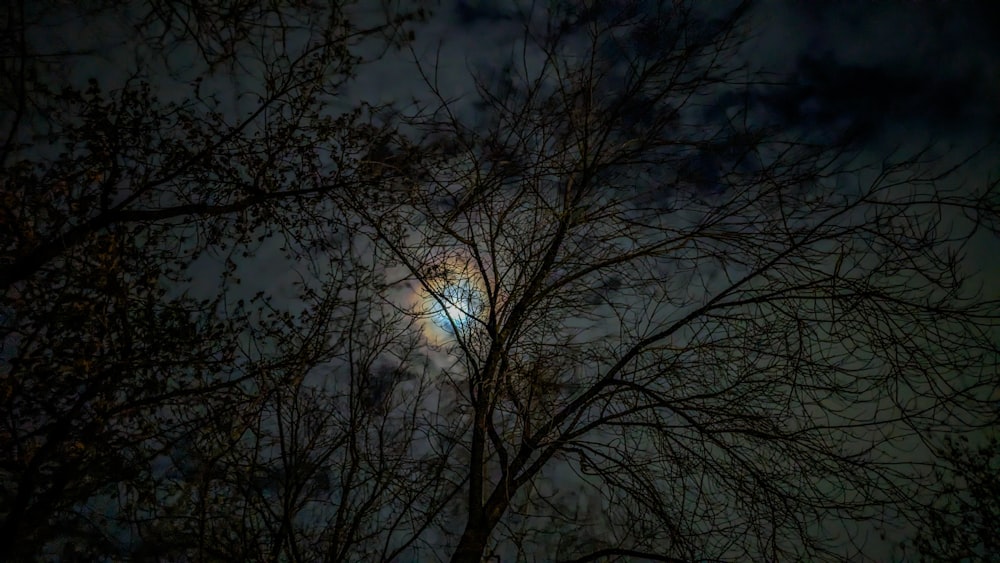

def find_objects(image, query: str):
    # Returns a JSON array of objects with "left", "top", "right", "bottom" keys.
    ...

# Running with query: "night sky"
[
  {"left": 354, "top": 0, "right": 1000, "bottom": 292},
  {"left": 3, "top": 0, "right": 1000, "bottom": 561},
  {"left": 279, "top": 1, "right": 1000, "bottom": 557},
  {"left": 402, "top": 0, "right": 1000, "bottom": 141}
]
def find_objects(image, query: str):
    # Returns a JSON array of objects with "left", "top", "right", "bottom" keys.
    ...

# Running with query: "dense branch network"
[{"left": 1, "top": 0, "right": 997, "bottom": 561}]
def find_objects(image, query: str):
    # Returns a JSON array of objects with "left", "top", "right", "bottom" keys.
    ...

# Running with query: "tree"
[
  {"left": 908, "top": 435, "right": 1000, "bottom": 562},
  {"left": 0, "top": 0, "right": 428, "bottom": 292},
  {"left": 347, "top": 1, "right": 1000, "bottom": 560},
  {"left": 3, "top": 0, "right": 998, "bottom": 561},
  {"left": 0, "top": 0, "right": 430, "bottom": 559},
  {"left": 115, "top": 235, "right": 460, "bottom": 561}
]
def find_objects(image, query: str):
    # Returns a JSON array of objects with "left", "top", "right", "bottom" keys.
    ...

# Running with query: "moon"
[
  {"left": 412, "top": 257, "right": 491, "bottom": 342},
  {"left": 435, "top": 277, "right": 482, "bottom": 330}
]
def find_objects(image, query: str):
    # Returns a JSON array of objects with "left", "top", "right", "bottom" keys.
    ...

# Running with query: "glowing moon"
[
  {"left": 410, "top": 256, "right": 492, "bottom": 343},
  {"left": 435, "top": 278, "right": 482, "bottom": 330}
]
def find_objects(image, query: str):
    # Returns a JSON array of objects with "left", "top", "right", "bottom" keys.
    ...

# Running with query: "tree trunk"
[{"left": 451, "top": 522, "right": 490, "bottom": 563}]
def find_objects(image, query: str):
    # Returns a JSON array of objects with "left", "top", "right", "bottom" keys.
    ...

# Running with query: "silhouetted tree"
[
  {"left": 0, "top": 0, "right": 428, "bottom": 559},
  {"left": 908, "top": 435, "right": 1000, "bottom": 562},
  {"left": 348, "top": 1, "right": 1000, "bottom": 560}
]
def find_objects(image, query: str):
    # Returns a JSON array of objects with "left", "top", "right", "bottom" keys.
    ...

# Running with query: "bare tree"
[
  {"left": 906, "top": 435, "right": 1000, "bottom": 562},
  {"left": 0, "top": 0, "right": 425, "bottom": 291},
  {"left": 348, "top": 1, "right": 1000, "bottom": 560},
  {"left": 115, "top": 236, "right": 460, "bottom": 562},
  {"left": 0, "top": 0, "right": 429, "bottom": 558}
]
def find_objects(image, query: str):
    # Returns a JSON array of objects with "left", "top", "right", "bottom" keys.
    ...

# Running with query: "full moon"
[
  {"left": 433, "top": 277, "right": 483, "bottom": 330},
  {"left": 413, "top": 257, "right": 491, "bottom": 342}
]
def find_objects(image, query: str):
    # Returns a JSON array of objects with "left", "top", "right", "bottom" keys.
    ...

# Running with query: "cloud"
[{"left": 743, "top": 0, "right": 1000, "bottom": 146}]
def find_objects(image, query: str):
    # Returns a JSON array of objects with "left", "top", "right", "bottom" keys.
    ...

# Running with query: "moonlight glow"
[
  {"left": 411, "top": 256, "right": 493, "bottom": 344},
  {"left": 433, "top": 277, "right": 483, "bottom": 330}
]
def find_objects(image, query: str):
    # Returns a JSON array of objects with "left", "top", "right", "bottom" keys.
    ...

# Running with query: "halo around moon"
[
  {"left": 434, "top": 277, "right": 483, "bottom": 329},
  {"left": 414, "top": 257, "right": 488, "bottom": 341}
]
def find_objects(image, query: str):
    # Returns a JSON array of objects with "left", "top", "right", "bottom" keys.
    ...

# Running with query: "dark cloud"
[
  {"left": 452, "top": 0, "right": 513, "bottom": 25},
  {"left": 758, "top": 54, "right": 979, "bottom": 143},
  {"left": 745, "top": 1, "right": 1000, "bottom": 145}
]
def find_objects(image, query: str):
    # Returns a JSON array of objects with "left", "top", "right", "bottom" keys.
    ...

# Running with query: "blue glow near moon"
[{"left": 433, "top": 278, "right": 484, "bottom": 331}]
